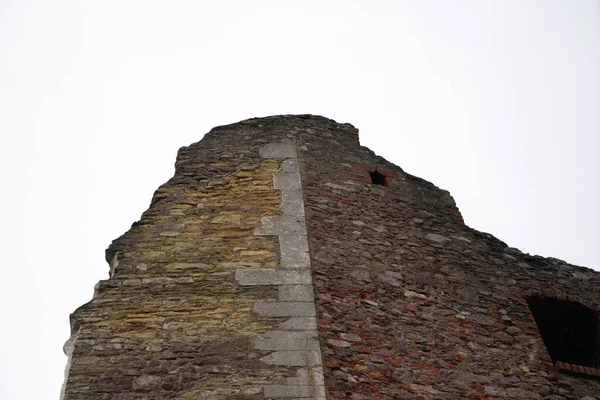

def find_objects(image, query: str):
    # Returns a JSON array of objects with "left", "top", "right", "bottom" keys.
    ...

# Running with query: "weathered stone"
[
  {"left": 278, "top": 317, "right": 318, "bottom": 331},
  {"left": 506, "top": 326, "right": 522, "bottom": 335},
  {"left": 263, "top": 384, "right": 326, "bottom": 398},
  {"left": 280, "top": 189, "right": 305, "bottom": 216},
  {"left": 484, "top": 386, "right": 506, "bottom": 396},
  {"left": 274, "top": 172, "right": 302, "bottom": 191},
  {"left": 279, "top": 285, "right": 314, "bottom": 301},
  {"left": 339, "top": 333, "right": 362, "bottom": 342},
  {"left": 62, "top": 115, "right": 600, "bottom": 400},
  {"left": 259, "top": 139, "right": 296, "bottom": 159},
  {"left": 425, "top": 233, "right": 451, "bottom": 243},
  {"left": 132, "top": 375, "right": 161, "bottom": 390},
  {"left": 260, "top": 350, "right": 323, "bottom": 366},
  {"left": 505, "top": 388, "right": 542, "bottom": 399},
  {"left": 210, "top": 214, "right": 244, "bottom": 226},
  {"left": 254, "top": 215, "right": 307, "bottom": 236},
  {"left": 324, "top": 182, "right": 355, "bottom": 192},
  {"left": 253, "top": 302, "right": 316, "bottom": 317},
  {"left": 279, "top": 235, "right": 310, "bottom": 267},
  {"left": 164, "top": 262, "right": 212, "bottom": 270},
  {"left": 254, "top": 331, "right": 319, "bottom": 351},
  {"left": 404, "top": 290, "right": 427, "bottom": 299},
  {"left": 283, "top": 366, "right": 325, "bottom": 386},
  {"left": 326, "top": 339, "right": 351, "bottom": 348},
  {"left": 235, "top": 269, "right": 312, "bottom": 286}
]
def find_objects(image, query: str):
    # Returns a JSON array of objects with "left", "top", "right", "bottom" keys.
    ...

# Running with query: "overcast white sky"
[{"left": 1, "top": 1, "right": 599, "bottom": 398}]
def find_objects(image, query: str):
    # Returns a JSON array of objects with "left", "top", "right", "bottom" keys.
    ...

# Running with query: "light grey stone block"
[
  {"left": 235, "top": 269, "right": 312, "bottom": 286},
  {"left": 280, "top": 158, "right": 299, "bottom": 173},
  {"left": 280, "top": 235, "right": 310, "bottom": 268},
  {"left": 260, "top": 350, "right": 322, "bottom": 367},
  {"left": 284, "top": 398, "right": 326, "bottom": 400},
  {"left": 425, "top": 233, "right": 450, "bottom": 243},
  {"left": 252, "top": 140, "right": 326, "bottom": 400},
  {"left": 253, "top": 302, "right": 316, "bottom": 317},
  {"left": 278, "top": 317, "right": 318, "bottom": 331},
  {"left": 255, "top": 215, "right": 307, "bottom": 236},
  {"left": 274, "top": 173, "right": 302, "bottom": 191},
  {"left": 279, "top": 285, "right": 314, "bottom": 301},
  {"left": 259, "top": 330, "right": 317, "bottom": 339},
  {"left": 280, "top": 235, "right": 310, "bottom": 253},
  {"left": 254, "top": 331, "right": 319, "bottom": 351},
  {"left": 259, "top": 140, "right": 296, "bottom": 159},
  {"left": 280, "top": 190, "right": 305, "bottom": 217},
  {"left": 263, "top": 384, "right": 326, "bottom": 398},
  {"left": 324, "top": 182, "right": 355, "bottom": 192},
  {"left": 284, "top": 367, "right": 325, "bottom": 386}
]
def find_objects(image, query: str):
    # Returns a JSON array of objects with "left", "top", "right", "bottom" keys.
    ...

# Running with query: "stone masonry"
[
  {"left": 63, "top": 115, "right": 600, "bottom": 400},
  {"left": 236, "top": 139, "right": 326, "bottom": 399}
]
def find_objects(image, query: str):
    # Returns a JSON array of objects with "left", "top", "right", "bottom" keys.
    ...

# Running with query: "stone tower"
[{"left": 62, "top": 115, "right": 600, "bottom": 399}]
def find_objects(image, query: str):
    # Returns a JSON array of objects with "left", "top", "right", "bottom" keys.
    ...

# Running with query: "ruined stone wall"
[
  {"left": 295, "top": 118, "right": 600, "bottom": 399},
  {"left": 63, "top": 115, "right": 600, "bottom": 400},
  {"left": 62, "top": 118, "right": 326, "bottom": 399}
]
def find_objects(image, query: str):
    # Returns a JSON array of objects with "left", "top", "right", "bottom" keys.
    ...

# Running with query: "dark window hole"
[
  {"left": 527, "top": 296, "right": 600, "bottom": 368},
  {"left": 369, "top": 170, "right": 388, "bottom": 186}
]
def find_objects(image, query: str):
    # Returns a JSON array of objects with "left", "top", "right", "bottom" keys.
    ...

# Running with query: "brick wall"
[{"left": 294, "top": 117, "right": 600, "bottom": 399}]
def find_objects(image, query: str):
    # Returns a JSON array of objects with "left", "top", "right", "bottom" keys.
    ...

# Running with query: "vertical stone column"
[{"left": 235, "top": 139, "right": 326, "bottom": 399}]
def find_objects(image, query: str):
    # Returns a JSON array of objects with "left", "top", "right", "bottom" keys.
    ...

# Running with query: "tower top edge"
[{"left": 208, "top": 114, "right": 359, "bottom": 134}]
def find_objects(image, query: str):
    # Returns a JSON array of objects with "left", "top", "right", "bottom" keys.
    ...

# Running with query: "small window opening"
[
  {"left": 369, "top": 169, "right": 388, "bottom": 186},
  {"left": 527, "top": 297, "right": 600, "bottom": 371}
]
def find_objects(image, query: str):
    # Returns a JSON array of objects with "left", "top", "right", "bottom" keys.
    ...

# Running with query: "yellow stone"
[
  {"left": 240, "top": 250, "right": 275, "bottom": 258},
  {"left": 210, "top": 215, "right": 244, "bottom": 227},
  {"left": 215, "top": 230, "right": 250, "bottom": 238},
  {"left": 160, "top": 231, "right": 181, "bottom": 236},
  {"left": 164, "top": 263, "right": 213, "bottom": 270}
]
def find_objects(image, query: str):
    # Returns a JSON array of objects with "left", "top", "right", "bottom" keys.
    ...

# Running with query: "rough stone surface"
[
  {"left": 235, "top": 269, "right": 313, "bottom": 286},
  {"left": 294, "top": 115, "right": 600, "bottom": 399},
  {"left": 278, "top": 317, "right": 318, "bottom": 331},
  {"left": 62, "top": 115, "right": 600, "bottom": 400},
  {"left": 61, "top": 119, "right": 305, "bottom": 400},
  {"left": 234, "top": 137, "right": 325, "bottom": 398},
  {"left": 260, "top": 350, "right": 324, "bottom": 367}
]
